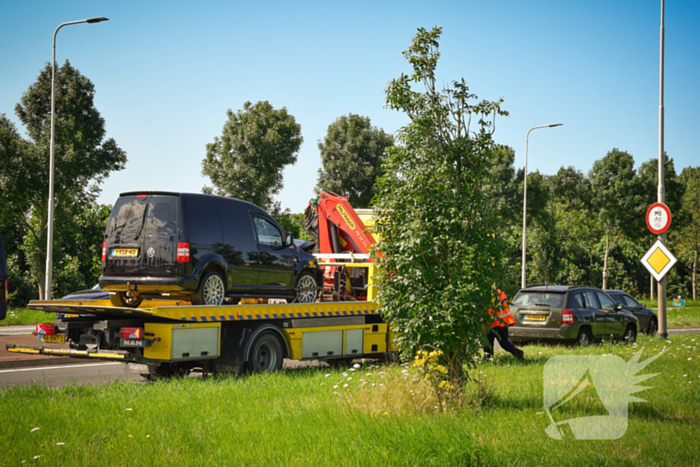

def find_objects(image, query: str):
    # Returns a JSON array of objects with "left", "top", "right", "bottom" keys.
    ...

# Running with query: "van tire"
[
  {"left": 110, "top": 292, "right": 142, "bottom": 308},
  {"left": 294, "top": 270, "right": 319, "bottom": 303},
  {"left": 246, "top": 331, "right": 284, "bottom": 373},
  {"left": 191, "top": 271, "right": 226, "bottom": 306}
]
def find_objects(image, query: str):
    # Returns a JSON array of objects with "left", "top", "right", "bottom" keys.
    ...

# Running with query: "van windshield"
[
  {"left": 511, "top": 291, "right": 565, "bottom": 308},
  {"left": 107, "top": 196, "right": 178, "bottom": 242}
]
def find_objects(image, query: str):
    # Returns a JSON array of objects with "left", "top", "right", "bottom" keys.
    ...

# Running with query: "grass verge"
[
  {"left": 1, "top": 334, "right": 699, "bottom": 466},
  {"left": 0, "top": 308, "right": 55, "bottom": 326}
]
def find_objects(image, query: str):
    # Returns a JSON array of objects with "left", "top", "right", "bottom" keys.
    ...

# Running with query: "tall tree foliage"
[
  {"left": 315, "top": 114, "right": 394, "bottom": 208},
  {"left": 202, "top": 101, "right": 303, "bottom": 212},
  {"left": 374, "top": 26, "right": 508, "bottom": 390},
  {"left": 678, "top": 167, "right": 700, "bottom": 299},
  {"left": 4, "top": 61, "right": 126, "bottom": 299},
  {"left": 589, "top": 149, "right": 642, "bottom": 289}
]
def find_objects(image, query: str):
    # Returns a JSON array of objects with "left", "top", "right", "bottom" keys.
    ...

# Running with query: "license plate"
[
  {"left": 63, "top": 314, "right": 80, "bottom": 318},
  {"left": 39, "top": 334, "right": 65, "bottom": 343},
  {"left": 127, "top": 363, "right": 155, "bottom": 375},
  {"left": 112, "top": 248, "right": 138, "bottom": 257},
  {"left": 525, "top": 314, "right": 546, "bottom": 321}
]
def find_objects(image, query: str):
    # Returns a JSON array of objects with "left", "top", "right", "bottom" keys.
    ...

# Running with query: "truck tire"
[
  {"left": 109, "top": 292, "right": 142, "bottom": 308},
  {"left": 294, "top": 270, "right": 319, "bottom": 304},
  {"left": 246, "top": 331, "right": 284, "bottom": 373},
  {"left": 191, "top": 271, "right": 226, "bottom": 306}
]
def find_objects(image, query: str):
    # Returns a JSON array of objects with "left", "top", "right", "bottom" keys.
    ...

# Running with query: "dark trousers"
[{"left": 485, "top": 326, "right": 523, "bottom": 359}]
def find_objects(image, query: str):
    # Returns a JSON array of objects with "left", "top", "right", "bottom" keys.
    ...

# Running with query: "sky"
[{"left": 1, "top": 0, "right": 698, "bottom": 213}]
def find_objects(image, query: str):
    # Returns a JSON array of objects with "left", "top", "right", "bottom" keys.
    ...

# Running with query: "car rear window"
[
  {"left": 107, "top": 196, "right": 178, "bottom": 242},
  {"left": 511, "top": 291, "right": 565, "bottom": 308}
]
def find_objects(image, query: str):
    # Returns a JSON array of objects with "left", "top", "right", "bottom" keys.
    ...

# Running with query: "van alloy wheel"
[
  {"left": 202, "top": 273, "right": 225, "bottom": 305},
  {"left": 295, "top": 271, "right": 318, "bottom": 304}
]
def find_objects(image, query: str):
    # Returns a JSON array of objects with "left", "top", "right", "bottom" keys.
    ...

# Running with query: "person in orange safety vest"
[{"left": 484, "top": 289, "right": 524, "bottom": 360}]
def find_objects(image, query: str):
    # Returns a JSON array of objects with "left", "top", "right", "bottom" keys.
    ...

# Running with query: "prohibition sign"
[{"left": 646, "top": 202, "right": 672, "bottom": 235}]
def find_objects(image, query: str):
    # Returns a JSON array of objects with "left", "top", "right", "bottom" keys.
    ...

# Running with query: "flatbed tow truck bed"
[{"left": 6, "top": 299, "right": 391, "bottom": 376}]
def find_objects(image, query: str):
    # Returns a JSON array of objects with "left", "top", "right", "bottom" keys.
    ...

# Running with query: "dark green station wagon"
[{"left": 509, "top": 286, "right": 639, "bottom": 346}]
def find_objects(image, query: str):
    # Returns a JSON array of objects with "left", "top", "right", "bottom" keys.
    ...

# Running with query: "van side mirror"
[
  {"left": 285, "top": 232, "right": 294, "bottom": 248},
  {"left": 615, "top": 302, "right": 624, "bottom": 311}
]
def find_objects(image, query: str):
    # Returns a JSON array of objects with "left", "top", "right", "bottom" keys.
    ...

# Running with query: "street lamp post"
[
  {"left": 45, "top": 17, "right": 108, "bottom": 300},
  {"left": 521, "top": 123, "right": 563, "bottom": 289}
]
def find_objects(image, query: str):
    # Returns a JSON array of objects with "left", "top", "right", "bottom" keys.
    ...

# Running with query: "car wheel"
[
  {"left": 576, "top": 327, "right": 593, "bottom": 347},
  {"left": 109, "top": 292, "right": 142, "bottom": 308},
  {"left": 246, "top": 331, "right": 284, "bottom": 373},
  {"left": 191, "top": 271, "right": 226, "bottom": 306},
  {"left": 294, "top": 270, "right": 319, "bottom": 304},
  {"left": 623, "top": 324, "right": 637, "bottom": 344},
  {"left": 646, "top": 318, "right": 658, "bottom": 336}
]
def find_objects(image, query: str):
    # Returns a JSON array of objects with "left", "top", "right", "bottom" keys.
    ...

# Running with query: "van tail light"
[
  {"left": 562, "top": 309, "right": 574, "bottom": 325},
  {"left": 120, "top": 327, "right": 144, "bottom": 339},
  {"left": 176, "top": 242, "right": 190, "bottom": 263},
  {"left": 35, "top": 323, "right": 56, "bottom": 335},
  {"left": 102, "top": 241, "right": 107, "bottom": 262}
]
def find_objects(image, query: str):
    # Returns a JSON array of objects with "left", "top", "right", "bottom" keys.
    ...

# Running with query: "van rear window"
[
  {"left": 511, "top": 291, "right": 565, "bottom": 308},
  {"left": 107, "top": 196, "right": 178, "bottom": 241}
]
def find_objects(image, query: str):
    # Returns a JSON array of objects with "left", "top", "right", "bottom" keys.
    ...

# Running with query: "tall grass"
[
  {"left": 0, "top": 308, "right": 55, "bottom": 326},
  {"left": 1, "top": 334, "right": 699, "bottom": 466}
]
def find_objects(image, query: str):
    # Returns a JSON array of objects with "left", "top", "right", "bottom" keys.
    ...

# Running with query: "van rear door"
[{"left": 104, "top": 195, "right": 179, "bottom": 277}]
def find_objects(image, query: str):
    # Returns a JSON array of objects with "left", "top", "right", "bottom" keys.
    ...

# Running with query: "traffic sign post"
[
  {"left": 646, "top": 203, "right": 672, "bottom": 235},
  {"left": 640, "top": 240, "right": 677, "bottom": 283}
]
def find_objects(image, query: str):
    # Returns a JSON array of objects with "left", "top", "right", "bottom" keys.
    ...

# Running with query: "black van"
[
  {"left": 0, "top": 232, "right": 7, "bottom": 319},
  {"left": 98, "top": 192, "right": 322, "bottom": 307}
]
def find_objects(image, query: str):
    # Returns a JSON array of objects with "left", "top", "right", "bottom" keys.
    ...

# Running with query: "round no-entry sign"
[{"left": 646, "top": 202, "right": 672, "bottom": 235}]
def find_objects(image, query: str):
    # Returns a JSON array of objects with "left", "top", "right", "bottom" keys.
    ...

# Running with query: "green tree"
[
  {"left": 315, "top": 114, "right": 394, "bottom": 208},
  {"left": 678, "top": 166, "right": 700, "bottom": 299},
  {"left": 202, "top": 101, "right": 303, "bottom": 212},
  {"left": 374, "top": 26, "right": 508, "bottom": 391},
  {"left": 6, "top": 61, "right": 126, "bottom": 299},
  {"left": 482, "top": 145, "right": 519, "bottom": 225},
  {"left": 589, "top": 149, "right": 642, "bottom": 289}
]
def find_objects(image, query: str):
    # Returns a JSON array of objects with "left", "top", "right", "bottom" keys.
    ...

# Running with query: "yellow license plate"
[
  {"left": 64, "top": 314, "right": 80, "bottom": 318},
  {"left": 525, "top": 314, "right": 546, "bottom": 321},
  {"left": 39, "top": 334, "right": 65, "bottom": 343},
  {"left": 113, "top": 248, "right": 138, "bottom": 257}
]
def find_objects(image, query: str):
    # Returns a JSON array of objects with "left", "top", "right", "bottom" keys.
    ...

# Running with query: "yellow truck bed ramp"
[{"left": 28, "top": 300, "right": 381, "bottom": 323}]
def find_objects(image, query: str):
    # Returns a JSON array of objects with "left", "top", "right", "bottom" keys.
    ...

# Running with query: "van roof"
[{"left": 118, "top": 191, "right": 267, "bottom": 214}]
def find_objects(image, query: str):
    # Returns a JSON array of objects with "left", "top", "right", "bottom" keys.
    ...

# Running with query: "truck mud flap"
[{"left": 5, "top": 344, "right": 146, "bottom": 363}]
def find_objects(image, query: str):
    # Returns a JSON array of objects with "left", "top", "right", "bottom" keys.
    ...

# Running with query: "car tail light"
[
  {"left": 562, "top": 309, "right": 574, "bottom": 325},
  {"left": 120, "top": 327, "right": 144, "bottom": 339},
  {"left": 176, "top": 242, "right": 190, "bottom": 263},
  {"left": 102, "top": 241, "right": 107, "bottom": 262},
  {"left": 35, "top": 323, "right": 56, "bottom": 335}
]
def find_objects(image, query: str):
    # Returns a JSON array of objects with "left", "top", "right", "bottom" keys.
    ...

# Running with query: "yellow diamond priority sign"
[{"left": 641, "top": 240, "right": 677, "bottom": 282}]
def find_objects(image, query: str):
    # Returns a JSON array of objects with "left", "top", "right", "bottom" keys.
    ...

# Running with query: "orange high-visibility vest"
[{"left": 491, "top": 289, "right": 515, "bottom": 328}]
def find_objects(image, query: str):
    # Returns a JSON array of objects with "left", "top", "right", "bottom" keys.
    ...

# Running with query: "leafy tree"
[
  {"left": 5, "top": 61, "right": 126, "bottom": 299},
  {"left": 589, "top": 149, "right": 642, "bottom": 289},
  {"left": 678, "top": 166, "right": 700, "bottom": 299},
  {"left": 315, "top": 114, "right": 394, "bottom": 208},
  {"left": 482, "top": 145, "right": 519, "bottom": 225},
  {"left": 202, "top": 101, "right": 303, "bottom": 212},
  {"left": 374, "top": 26, "right": 508, "bottom": 391}
]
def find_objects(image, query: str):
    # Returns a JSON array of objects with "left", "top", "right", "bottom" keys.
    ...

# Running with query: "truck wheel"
[
  {"left": 294, "top": 270, "right": 318, "bottom": 304},
  {"left": 623, "top": 324, "right": 637, "bottom": 344},
  {"left": 191, "top": 271, "right": 226, "bottom": 306},
  {"left": 246, "top": 331, "right": 284, "bottom": 373},
  {"left": 576, "top": 327, "right": 593, "bottom": 347},
  {"left": 109, "top": 292, "right": 142, "bottom": 308}
]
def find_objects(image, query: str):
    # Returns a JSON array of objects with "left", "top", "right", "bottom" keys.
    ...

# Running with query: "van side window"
[{"left": 253, "top": 217, "right": 283, "bottom": 247}]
